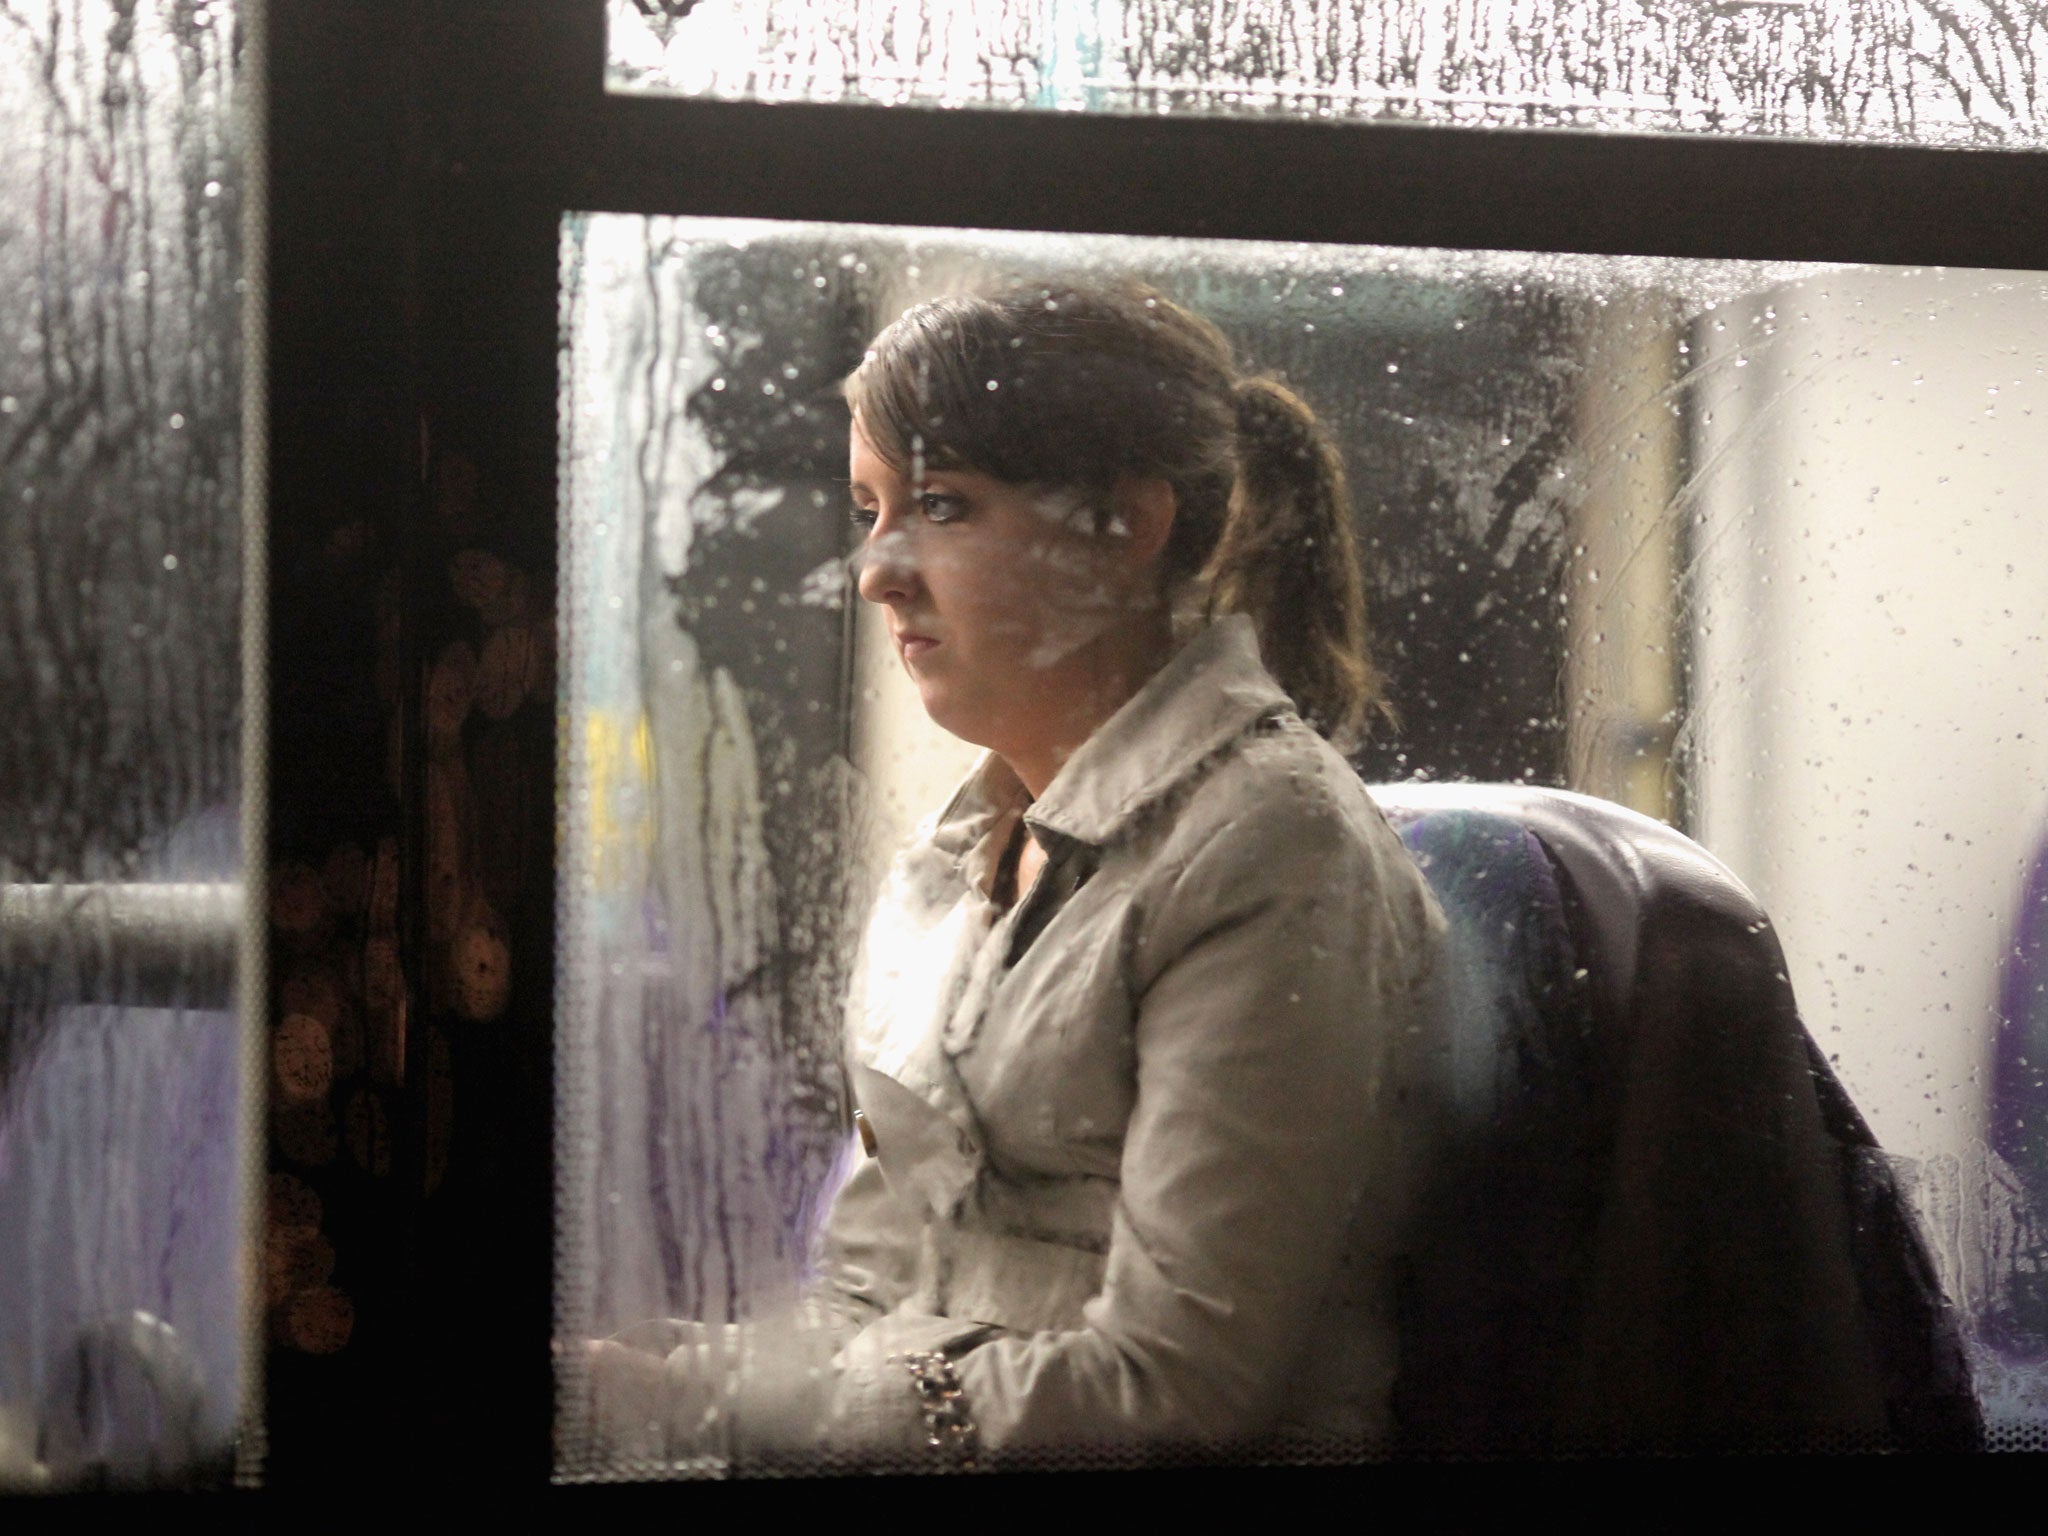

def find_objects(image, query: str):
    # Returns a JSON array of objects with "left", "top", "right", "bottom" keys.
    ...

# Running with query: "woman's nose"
[{"left": 853, "top": 518, "right": 917, "bottom": 606}]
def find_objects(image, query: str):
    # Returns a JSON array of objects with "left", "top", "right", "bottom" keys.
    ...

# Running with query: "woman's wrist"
[{"left": 814, "top": 1315, "right": 997, "bottom": 1469}]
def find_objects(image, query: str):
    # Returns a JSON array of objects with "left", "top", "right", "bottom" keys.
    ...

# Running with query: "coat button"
[{"left": 854, "top": 1110, "right": 878, "bottom": 1157}]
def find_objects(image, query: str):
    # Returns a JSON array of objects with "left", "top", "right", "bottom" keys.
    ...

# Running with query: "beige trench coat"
[{"left": 807, "top": 615, "right": 1447, "bottom": 1465}]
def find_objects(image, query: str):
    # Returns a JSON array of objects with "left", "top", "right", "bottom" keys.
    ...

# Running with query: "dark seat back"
[{"left": 1371, "top": 783, "right": 1979, "bottom": 1455}]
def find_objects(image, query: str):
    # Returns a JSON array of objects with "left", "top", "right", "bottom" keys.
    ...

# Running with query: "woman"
[{"left": 591, "top": 280, "right": 1445, "bottom": 1470}]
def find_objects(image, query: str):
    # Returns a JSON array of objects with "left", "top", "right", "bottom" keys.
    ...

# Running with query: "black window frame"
[{"left": 261, "top": 0, "right": 2048, "bottom": 1501}]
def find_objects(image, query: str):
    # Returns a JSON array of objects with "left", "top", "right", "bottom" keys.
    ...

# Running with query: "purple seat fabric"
[{"left": 1373, "top": 784, "right": 1978, "bottom": 1455}]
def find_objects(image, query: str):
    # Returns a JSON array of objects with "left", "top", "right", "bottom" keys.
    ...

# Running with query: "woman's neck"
[{"left": 998, "top": 608, "right": 1176, "bottom": 800}]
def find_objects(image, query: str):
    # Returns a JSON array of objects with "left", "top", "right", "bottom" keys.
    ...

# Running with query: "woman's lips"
[{"left": 898, "top": 634, "right": 939, "bottom": 663}]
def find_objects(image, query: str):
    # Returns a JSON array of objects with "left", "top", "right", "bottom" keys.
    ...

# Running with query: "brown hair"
[{"left": 845, "top": 281, "right": 1380, "bottom": 746}]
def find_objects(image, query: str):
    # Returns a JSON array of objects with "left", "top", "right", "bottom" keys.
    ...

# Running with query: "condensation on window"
[
  {"left": 0, "top": 0, "right": 246, "bottom": 1491},
  {"left": 609, "top": 0, "right": 2048, "bottom": 148},
  {"left": 556, "top": 212, "right": 2048, "bottom": 1473}
]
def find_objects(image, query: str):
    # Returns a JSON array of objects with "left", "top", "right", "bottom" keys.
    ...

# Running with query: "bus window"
[{"left": 554, "top": 216, "right": 2048, "bottom": 1470}]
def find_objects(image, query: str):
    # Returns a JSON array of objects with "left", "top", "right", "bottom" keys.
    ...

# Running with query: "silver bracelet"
[{"left": 901, "top": 1350, "right": 979, "bottom": 1469}]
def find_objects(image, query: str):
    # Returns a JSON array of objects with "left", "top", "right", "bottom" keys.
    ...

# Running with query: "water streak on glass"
[
  {"left": 0, "top": 0, "right": 245, "bottom": 1490},
  {"left": 610, "top": 0, "right": 2048, "bottom": 148},
  {"left": 558, "top": 218, "right": 862, "bottom": 1475},
  {"left": 557, "top": 213, "right": 2048, "bottom": 1472}
]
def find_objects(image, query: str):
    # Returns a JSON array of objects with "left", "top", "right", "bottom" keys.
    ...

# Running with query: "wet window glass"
[
  {"left": 0, "top": 0, "right": 250, "bottom": 1491},
  {"left": 556, "top": 214, "right": 2048, "bottom": 1472},
  {"left": 608, "top": 0, "right": 2048, "bottom": 147}
]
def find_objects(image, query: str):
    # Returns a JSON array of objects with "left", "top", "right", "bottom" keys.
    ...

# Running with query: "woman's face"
[{"left": 849, "top": 419, "right": 1145, "bottom": 762}]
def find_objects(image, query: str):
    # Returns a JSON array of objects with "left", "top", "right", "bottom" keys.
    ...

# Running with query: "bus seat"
[{"left": 1370, "top": 782, "right": 1980, "bottom": 1455}]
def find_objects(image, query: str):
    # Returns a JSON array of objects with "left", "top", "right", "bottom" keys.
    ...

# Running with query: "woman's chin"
[
  {"left": 913, "top": 686, "right": 992, "bottom": 751},
  {"left": 918, "top": 701, "right": 977, "bottom": 747}
]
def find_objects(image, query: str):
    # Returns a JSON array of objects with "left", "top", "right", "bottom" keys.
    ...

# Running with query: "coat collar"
[
  {"left": 929, "top": 614, "right": 1292, "bottom": 874},
  {"left": 854, "top": 617, "right": 1294, "bottom": 1206}
]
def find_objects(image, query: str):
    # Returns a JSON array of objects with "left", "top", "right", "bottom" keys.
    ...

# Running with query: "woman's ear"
[{"left": 1108, "top": 475, "right": 1176, "bottom": 571}]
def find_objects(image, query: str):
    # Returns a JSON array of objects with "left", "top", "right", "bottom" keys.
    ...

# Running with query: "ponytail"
[{"left": 1204, "top": 376, "right": 1379, "bottom": 749}]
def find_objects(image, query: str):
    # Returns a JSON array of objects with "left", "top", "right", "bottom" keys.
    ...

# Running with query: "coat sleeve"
[{"left": 822, "top": 779, "right": 1444, "bottom": 1463}]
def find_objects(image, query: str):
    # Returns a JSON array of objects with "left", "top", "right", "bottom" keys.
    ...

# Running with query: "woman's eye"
[
  {"left": 919, "top": 493, "right": 965, "bottom": 524},
  {"left": 847, "top": 503, "right": 878, "bottom": 531}
]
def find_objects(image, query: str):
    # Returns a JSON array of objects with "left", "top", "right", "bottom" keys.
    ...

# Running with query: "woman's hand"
[
  {"left": 691, "top": 1317, "right": 839, "bottom": 1463},
  {"left": 579, "top": 1324, "right": 733, "bottom": 1464},
  {"left": 579, "top": 1314, "right": 843, "bottom": 1467}
]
